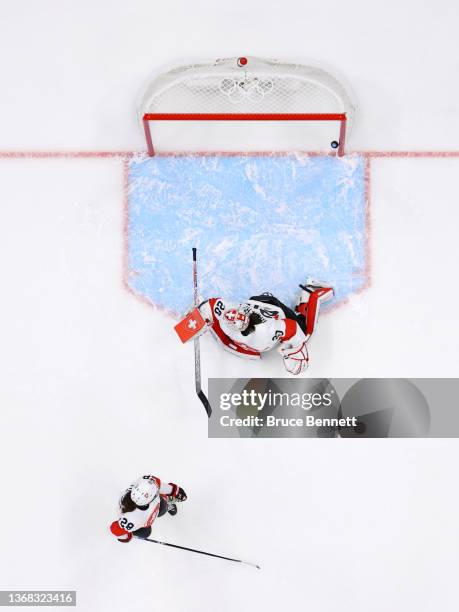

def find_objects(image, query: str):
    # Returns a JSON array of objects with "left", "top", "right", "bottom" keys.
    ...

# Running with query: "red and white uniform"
[
  {"left": 201, "top": 297, "right": 306, "bottom": 358},
  {"left": 110, "top": 475, "right": 179, "bottom": 541},
  {"left": 173, "top": 281, "right": 333, "bottom": 375},
  {"left": 199, "top": 297, "right": 309, "bottom": 374}
]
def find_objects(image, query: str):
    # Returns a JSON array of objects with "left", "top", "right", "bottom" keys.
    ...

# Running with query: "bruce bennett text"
[{"left": 219, "top": 416, "right": 358, "bottom": 428}]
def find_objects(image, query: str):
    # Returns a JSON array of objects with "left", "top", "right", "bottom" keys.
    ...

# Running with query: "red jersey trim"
[
  {"left": 280, "top": 318, "right": 297, "bottom": 342},
  {"left": 151, "top": 476, "right": 161, "bottom": 489},
  {"left": 146, "top": 502, "right": 160, "bottom": 526}
]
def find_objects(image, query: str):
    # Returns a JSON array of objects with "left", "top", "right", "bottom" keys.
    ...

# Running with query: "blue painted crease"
[{"left": 127, "top": 154, "right": 367, "bottom": 315}]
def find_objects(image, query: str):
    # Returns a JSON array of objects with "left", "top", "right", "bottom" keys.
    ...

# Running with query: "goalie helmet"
[
  {"left": 130, "top": 476, "right": 159, "bottom": 506},
  {"left": 224, "top": 307, "right": 250, "bottom": 332}
]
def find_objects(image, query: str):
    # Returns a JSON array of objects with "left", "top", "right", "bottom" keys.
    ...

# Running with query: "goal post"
[
  {"left": 143, "top": 112, "right": 348, "bottom": 157},
  {"left": 140, "top": 57, "right": 355, "bottom": 156}
]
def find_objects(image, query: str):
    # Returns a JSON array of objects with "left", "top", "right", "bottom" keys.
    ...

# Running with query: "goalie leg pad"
[{"left": 296, "top": 280, "right": 334, "bottom": 336}]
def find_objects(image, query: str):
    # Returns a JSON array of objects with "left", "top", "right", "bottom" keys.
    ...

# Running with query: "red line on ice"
[{"left": 0, "top": 151, "right": 137, "bottom": 159}]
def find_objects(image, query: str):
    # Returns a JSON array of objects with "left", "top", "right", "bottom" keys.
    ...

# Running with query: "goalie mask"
[{"left": 224, "top": 307, "right": 250, "bottom": 332}]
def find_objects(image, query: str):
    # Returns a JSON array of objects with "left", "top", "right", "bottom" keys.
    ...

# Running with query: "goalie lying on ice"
[{"left": 175, "top": 280, "right": 333, "bottom": 375}]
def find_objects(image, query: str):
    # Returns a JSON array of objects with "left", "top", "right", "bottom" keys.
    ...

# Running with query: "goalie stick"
[
  {"left": 135, "top": 536, "right": 260, "bottom": 569},
  {"left": 192, "top": 248, "right": 212, "bottom": 417}
]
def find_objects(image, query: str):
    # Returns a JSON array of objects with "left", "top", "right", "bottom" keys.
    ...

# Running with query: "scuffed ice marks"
[{"left": 127, "top": 154, "right": 367, "bottom": 314}]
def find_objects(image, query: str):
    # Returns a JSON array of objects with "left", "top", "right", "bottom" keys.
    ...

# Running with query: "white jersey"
[
  {"left": 117, "top": 499, "right": 161, "bottom": 533},
  {"left": 200, "top": 297, "right": 307, "bottom": 359}
]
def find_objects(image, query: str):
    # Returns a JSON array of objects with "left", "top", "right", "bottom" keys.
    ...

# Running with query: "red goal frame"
[{"left": 142, "top": 112, "right": 348, "bottom": 157}]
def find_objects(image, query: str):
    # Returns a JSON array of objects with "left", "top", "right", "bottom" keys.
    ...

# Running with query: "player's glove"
[
  {"left": 279, "top": 341, "right": 309, "bottom": 375},
  {"left": 117, "top": 532, "right": 133, "bottom": 543},
  {"left": 110, "top": 520, "right": 133, "bottom": 543},
  {"left": 169, "top": 483, "right": 187, "bottom": 501}
]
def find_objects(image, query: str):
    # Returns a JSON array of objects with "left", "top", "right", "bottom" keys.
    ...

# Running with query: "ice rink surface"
[
  {"left": 1, "top": 2, "right": 459, "bottom": 611},
  {"left": 127, "top": 154, "right": 367, "bottom": 313}
]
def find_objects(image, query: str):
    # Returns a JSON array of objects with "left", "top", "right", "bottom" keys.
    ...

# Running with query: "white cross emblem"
[{"left": 188, "top": 319, "right": 197, "bottom": 330}]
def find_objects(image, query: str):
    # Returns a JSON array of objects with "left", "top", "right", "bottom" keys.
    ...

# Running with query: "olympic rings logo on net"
[{"left": 219, "top": 77, "right": 274, "bottom": 102}]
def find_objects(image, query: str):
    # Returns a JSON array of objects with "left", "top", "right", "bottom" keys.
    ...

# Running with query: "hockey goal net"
[{"left": 140, "top": 56, "right": 355, "bottom": 156}]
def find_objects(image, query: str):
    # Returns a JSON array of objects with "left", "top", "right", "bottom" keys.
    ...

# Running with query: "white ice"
[{"left": 0, "top": 2, "right": 459, "bottom": 612}]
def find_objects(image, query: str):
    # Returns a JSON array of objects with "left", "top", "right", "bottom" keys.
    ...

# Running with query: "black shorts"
[{"left": 158, "top": 496, "right": 168, "bottom": 517}]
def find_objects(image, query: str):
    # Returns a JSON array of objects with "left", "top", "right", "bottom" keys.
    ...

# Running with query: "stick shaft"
[
  {"left": 192, "top": 248, "right": 201, "bottom": 389},
  {"left": 192, "top": 247, "right": 198, "bottom": 302},
  {"left": 192, "top": 248, "right": 212, "bottom": 417},
  {"left": 137, "top": 536, "right": 260, "bottom": 569}
]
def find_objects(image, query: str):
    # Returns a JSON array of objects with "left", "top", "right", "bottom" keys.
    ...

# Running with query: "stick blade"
[
  {"left": 198, "top": 390, "right": 212, "bottom": 418},
  {"left": 240, "top": 560, "right": 261, "bottom": 569}
]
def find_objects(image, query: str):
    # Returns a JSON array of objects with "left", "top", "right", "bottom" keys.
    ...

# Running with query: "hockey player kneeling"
[
  {"left": 175, "top": 280, "right": 333, "bottom": 375},
  {"left": 109, "top": 475, "right": 187, "bottom": 543}
]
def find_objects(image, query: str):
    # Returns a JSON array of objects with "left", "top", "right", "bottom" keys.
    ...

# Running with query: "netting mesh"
[{"left": 140, "top": 56, "right": 355, "bottom": 125}]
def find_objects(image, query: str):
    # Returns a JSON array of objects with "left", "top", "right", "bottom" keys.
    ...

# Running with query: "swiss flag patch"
[{"left": 174, "top": 308, "right": 207, "bottom": 343}]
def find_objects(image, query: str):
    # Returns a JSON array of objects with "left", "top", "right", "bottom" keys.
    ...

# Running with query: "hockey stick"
[
  {"left": 192, "top": 247, "right": 212, "bottom": 418},
  {"left": 136, "top": 536, "right": 260, "bottom": 569}
]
